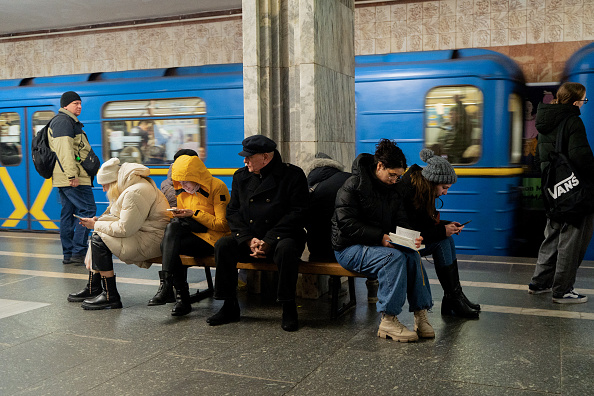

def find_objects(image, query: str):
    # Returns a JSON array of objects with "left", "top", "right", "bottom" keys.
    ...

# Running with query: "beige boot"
[
  {"left": 414, "top": 309, "right": 435, "bottom": 338},
  {"left": 377, "top": 313, "right": 419, "bottom": 342}
]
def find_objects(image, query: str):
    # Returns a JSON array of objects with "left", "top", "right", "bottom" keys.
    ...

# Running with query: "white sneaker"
[
  {"left": 552, "top": 290, "right": 588, "bottom": 304},
  {"left": 377, "top": 313, "right": 418, "bottom": 342},
  {"left": 414, "top": 309, "right": 435, "bottom": 338}
]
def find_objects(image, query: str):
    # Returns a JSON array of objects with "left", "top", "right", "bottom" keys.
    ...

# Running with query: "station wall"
[{"left": 0, "top": 0, "right": 592, "bottom": 83}]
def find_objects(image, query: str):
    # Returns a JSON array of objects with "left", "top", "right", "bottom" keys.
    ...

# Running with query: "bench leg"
[
  {"left": 329, "top": 276, "right": 357, "bottom": 319},
  {"left": 189, "top": 267, "right": 214, "bottom": 304}
]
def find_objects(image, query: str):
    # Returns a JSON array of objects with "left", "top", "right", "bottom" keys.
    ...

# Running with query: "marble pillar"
[
  {"left": 243, "top": 0, "right": 355, "bottom": 299},
  {"left": 242, "top": 0, "right": 355, "bottom": 168}
]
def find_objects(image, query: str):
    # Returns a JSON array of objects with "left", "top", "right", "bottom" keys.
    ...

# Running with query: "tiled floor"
[{"left": 1, "top": 232, "right": 593, "bottom": 395}]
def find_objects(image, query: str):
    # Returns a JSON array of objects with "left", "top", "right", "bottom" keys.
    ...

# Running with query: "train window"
[
  {"left": 424, "top": 86, "right": 483, "bottom": 165},
  {"left": 102, "top": 98, "right": 206, "bottom": 165},
  {"left": 0, "top": 112, "right": 22, "bottom": 166},
  {"left": 32, "top": 111, "right": 55, "bottom": 136},
  {"left": 509, "top": 93, "right": 523, "bottom": 164}
]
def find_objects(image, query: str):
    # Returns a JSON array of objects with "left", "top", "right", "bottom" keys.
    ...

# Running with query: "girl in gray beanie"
[{"left": 398, "top": 148, "right": 480, "bottom": 318}]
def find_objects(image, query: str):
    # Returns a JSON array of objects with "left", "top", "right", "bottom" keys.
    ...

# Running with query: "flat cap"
[{"left": 238, "top": 135, "right": 277, "bottom": 157}]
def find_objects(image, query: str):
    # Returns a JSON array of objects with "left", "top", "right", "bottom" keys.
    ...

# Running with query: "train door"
[{"left": 0, "top": 106, "right": 59, "bottom": 231}]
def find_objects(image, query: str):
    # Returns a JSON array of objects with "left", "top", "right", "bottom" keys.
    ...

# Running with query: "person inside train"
[
  {"left": 148, "top": 154, "right": 230, "bottom": 316},
  {"left": 332, "top": 139, "right": 434, "bottom": 343},
  {"left": 398, "top": 148, "right": 480, "bottom": 318},
  {"left": 442, "top": 97, "right": 473, "bottom": 164},
  {"left": 529, "top": 82, "right": 594, "bottom": 304},
  {"left": 160, "top": 149, "right": 198, "bottom": 207},
  {"left": 207, "top": 135, "right": 309, "bottom": 332},
  {"left": 67, "top": 158, "right": 170, "bottom": 310},
  {"left": 305, "top": 152, "right": 379, "bottom": 303},
  {"left": 49, "top": 91, "right": 97, "bottom": 265}
]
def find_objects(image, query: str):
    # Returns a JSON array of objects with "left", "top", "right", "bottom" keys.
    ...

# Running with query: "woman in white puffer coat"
[{"left": 67, "top": 158, "right": 170, "bottom": 310}]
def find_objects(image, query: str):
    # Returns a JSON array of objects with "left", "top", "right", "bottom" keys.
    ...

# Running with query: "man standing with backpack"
[{"left": 49, "top": 91, "right": 96, "bottom": 265}]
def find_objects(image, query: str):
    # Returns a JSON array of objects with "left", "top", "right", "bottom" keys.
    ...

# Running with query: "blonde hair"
[{"left": 105, "top": 182, "right": 122, "bottom": 203}]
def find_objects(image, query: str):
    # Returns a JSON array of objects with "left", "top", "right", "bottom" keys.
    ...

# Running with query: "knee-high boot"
[
  {"left": 171, "top": 282, "right": 192, "bottom": 316},
  {"left": 451, "top": 260, "right": 481, "bottom": 311},
  {"left": 81, "top": 275, "right": 123, "bottom": 310},
  {"left": 435, "top": 262, "right": 479, "bottom": 318},
  {"left": 147, "top": 271, "right": 175, "bottom": 306},
  {"left": 68, "top": 271, "right": 102, "bottom": 302}
]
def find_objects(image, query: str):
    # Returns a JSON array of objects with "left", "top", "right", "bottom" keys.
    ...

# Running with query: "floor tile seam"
[
  {"left": 478, "top": 304, "right": 594, "bottom": 320},
  {"left": 191, "top": 367, "right": 297, "bottom": 385},
  {"left": 0, "top": 268, "right": 211, "bottom": 289},
  {"left": 433, "top": 378, "right": 563, "bottom": 394},
  {"left": 65, "top": 332, "right": 132, "bottom": 344}
]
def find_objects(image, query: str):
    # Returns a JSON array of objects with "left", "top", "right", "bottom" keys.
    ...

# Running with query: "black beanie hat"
[{"left": 60, "top": 91, "right": 81, "bottom": 108}]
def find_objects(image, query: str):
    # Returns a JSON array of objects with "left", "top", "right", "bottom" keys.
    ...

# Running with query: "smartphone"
[
  {"left": 460, "top": 220, "right": 472, "bottom": 226},
  {"left": 72, "top": 214, "right": 83, "bottom": 219},
  {"left": 167, "top": 208, "right": 180, "bottom": 212}
]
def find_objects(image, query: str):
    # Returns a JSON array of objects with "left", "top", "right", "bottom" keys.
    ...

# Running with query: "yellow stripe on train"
[
  {"left": 454, "top": 167, "right": 524, "bottom": 176},
  {"left": 150, "top": 167, "right": 523, "bottom": 177},
  {"left": 149, "top": 168, "right": 239, "bottom": 176}
]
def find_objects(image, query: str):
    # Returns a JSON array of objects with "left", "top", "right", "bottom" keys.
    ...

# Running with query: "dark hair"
[
  {"left": 374, "top": 138, "right": 407, "bottom": 169},
  {"left": 552, "top": 82, "right": 586, "bottom": 105},
  {"left": 411, "top": 171, "right": 438, "bottom": 220},
  {"left": 173, "top": 149, "right": 198, "bottom": 161}
]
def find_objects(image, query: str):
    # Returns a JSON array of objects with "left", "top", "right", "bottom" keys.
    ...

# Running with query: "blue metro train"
[{"left": 1, "top": 46, "right": 593, "bottom": 258}]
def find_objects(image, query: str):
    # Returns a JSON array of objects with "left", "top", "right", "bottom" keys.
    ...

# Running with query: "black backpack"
[
  {"left": 541, "top": 117, "right": 594, "bottom": 225},
  {"left": 31, "top": 115, "right": 61, "bottom": 179}
]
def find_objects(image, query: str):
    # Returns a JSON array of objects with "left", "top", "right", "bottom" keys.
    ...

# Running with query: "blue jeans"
[
  {"left": 419, "top": 237, "right": 456, "bottom": 268},
  {"left": 58, "top": 186, "right": 96, "bottom": 258},
  {"left": 335, "top": 245, "right": 433, "bottom": 316}
]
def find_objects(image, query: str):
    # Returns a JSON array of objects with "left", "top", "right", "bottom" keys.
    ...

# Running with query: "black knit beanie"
[
  {"left": 420, "top": 148, "right": 457, "bottom": 184},
  {"left": 60, "top": 91, "right": 81, "bottom": 108}
]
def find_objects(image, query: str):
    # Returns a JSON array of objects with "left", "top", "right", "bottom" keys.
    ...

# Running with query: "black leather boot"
[
  {"left": 171, "top": 282, "right": 192, "bottom": 316},
  {"left": 81, "top": 275, "right": 123, "bottom": 310},
  {"left": 206, "top": 298, "right": 240, "bottom": 326},
  {"left": 68, "top": 271, "right": 102, "bottom": 302},
  {"left": 147, "top": 271, "right": 175, "bottom": 306},
  {"left": 451, "top": 260, "right": 481, "bottom": 311},
  {"left": 281, "top": 301, "right": 299, "bottom": 332},
  {"left": 435, "top": 263, "right": 479, "bottom": 319}
]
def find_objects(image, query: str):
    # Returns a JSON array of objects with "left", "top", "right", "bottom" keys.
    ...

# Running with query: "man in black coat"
[{"left": 207, "top": 135, "right": 309, "bottom": 331}]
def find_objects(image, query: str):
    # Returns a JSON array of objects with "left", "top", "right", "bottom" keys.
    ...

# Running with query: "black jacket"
[
  {"left": 331, "top": 153, "right": 409, "bottom": 251},
  {"left": 226, "top": 150, "right": 308, "bottom": 247},
  {"left": 305, "top": 157, "right": 351, "bottom": 259},
  {"left": 536, "top": 103, "right": 594, "bottom": 181},
  {"left": 398, "top": 164, "right": 447, "bottom": 244}
]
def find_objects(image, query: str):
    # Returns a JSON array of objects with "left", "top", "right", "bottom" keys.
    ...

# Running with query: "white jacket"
[{"left": 94, "top": 163, "right": 170, "bottom": 268}]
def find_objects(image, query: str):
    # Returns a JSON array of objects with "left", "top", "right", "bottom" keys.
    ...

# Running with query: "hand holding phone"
[{"left": 73, "top": 214, "right": 83, "bottom": 219}]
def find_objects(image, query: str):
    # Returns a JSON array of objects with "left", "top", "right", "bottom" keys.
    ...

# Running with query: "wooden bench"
[{"left": 146, "top": 255, "right": 366, "bottom": 319}]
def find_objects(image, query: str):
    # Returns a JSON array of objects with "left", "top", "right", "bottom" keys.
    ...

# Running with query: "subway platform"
[{"left": 1, "top": 231, "right": 593, "bottom": 395}]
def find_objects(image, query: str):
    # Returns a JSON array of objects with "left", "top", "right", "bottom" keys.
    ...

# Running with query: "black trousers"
[
  {"left": 91, "top": 233, "right": 114, "bottom": 272},
  {"left": 213, "top": 235, "right": 304, "bottom": 302},
  {"left": 161, "top": 220, "right": 214, "bottom": 285}
]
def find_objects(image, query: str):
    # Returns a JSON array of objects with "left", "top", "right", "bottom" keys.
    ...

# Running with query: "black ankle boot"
[
  {"left": 148, "top": 271, "right": 175, "bottom": 306},
  {"left": 281, "top": 301, "right": 299, "bottom": 332},
  {"left": 171, "top": 283, "right": 192, "bottom": 316},
  {"left": 68, "top": 271, "right": 102, "bottom": 302},
  {"left": 81, "top": 275, "right": 123, "bottom": 310},
  {"left": 206, "top": 298, "right": 240, "bottom": 326},
  {"left": 435, "top": 262, "right": 479, "bottom": 319}
]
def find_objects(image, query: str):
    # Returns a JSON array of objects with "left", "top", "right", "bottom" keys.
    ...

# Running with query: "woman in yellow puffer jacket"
[{"left": 148, "top": 155, "right": 231, "bottom": 316}]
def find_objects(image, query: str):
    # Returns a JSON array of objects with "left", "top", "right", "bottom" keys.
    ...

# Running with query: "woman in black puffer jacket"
[{"left": 332, "top": 139, "right": 433, "bottom": 343}]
